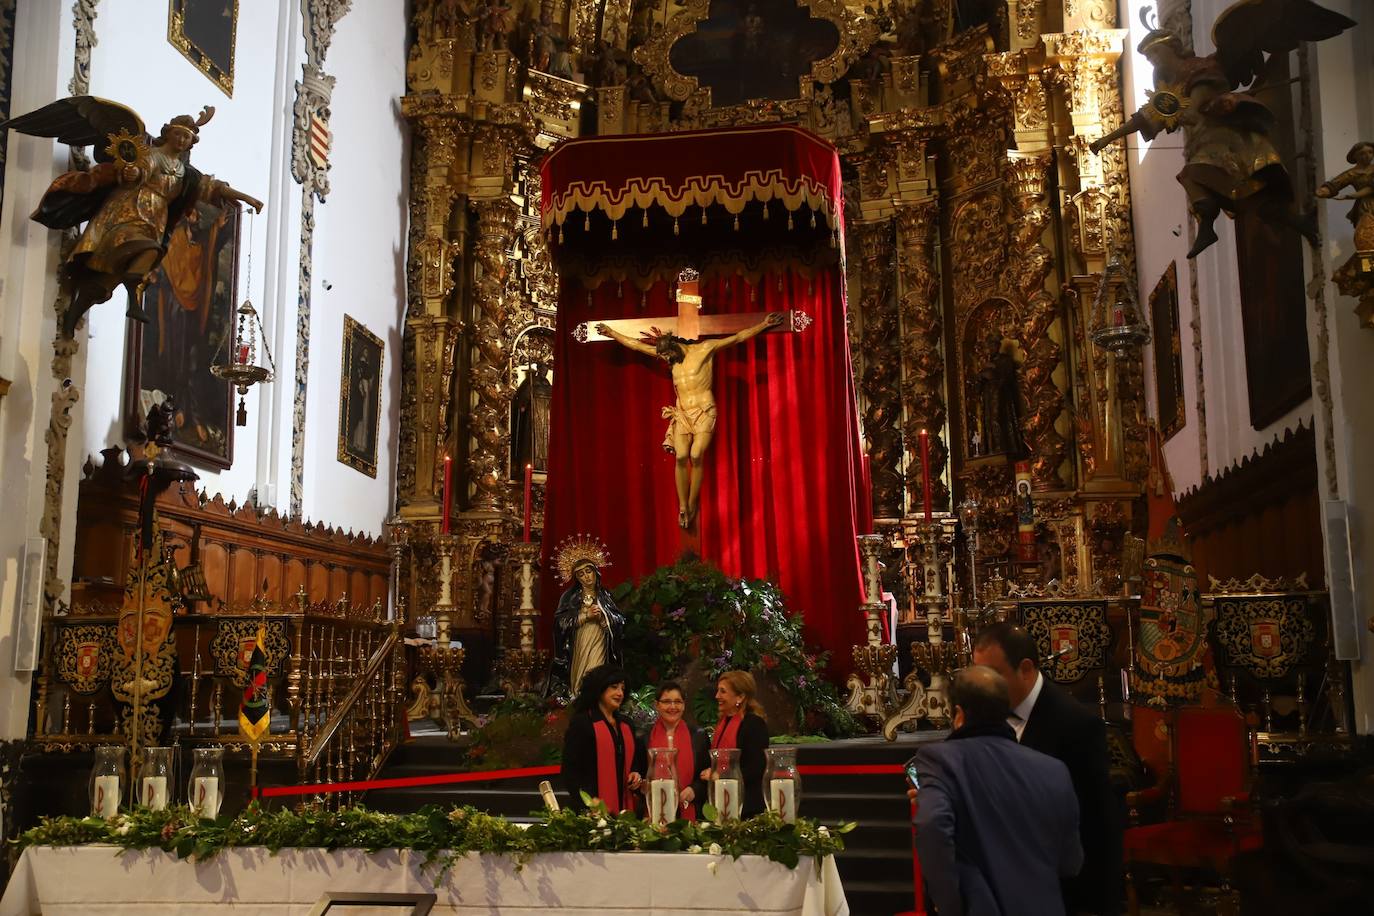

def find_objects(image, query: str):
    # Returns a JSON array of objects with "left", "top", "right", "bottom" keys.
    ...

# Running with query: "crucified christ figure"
[{"left": 596, "top": 311, "right": 784, "bottom": 529}]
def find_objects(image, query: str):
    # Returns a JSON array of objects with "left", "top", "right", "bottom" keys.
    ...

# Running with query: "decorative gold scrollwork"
[
  {"left": 210, "top": 619, "right": 291, "bottom": 687},
  {"left": 1022, "top": 602, "right": 1112, "bottom": 683},
  {"left": 1212, "top": 597, "right": 1315, "bottom": 680},
  {"left": 55, "top": 624, "right": 116, "bottom": 695}
]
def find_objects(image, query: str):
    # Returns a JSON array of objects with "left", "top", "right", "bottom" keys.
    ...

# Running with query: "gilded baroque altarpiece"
[{"left": 394, "top": 0, "right": 1149, "bottom": 664}]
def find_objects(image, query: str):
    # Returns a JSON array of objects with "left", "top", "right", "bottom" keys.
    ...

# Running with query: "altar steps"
[{"left": 366, "top": 730, "right": 946, "bottom": 916}]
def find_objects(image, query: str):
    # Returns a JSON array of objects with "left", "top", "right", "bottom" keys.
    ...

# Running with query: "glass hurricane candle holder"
[
  {"left": 647, "top": 746, "right": 678, "bottom": 827},
  {"left": 764, "top": 747, "right": 802, "bottom": 824},
  {"left": 141, "top": 746, "right": 173, "bottom": 810},
  {"left": 89, "top": 745, "right": 125, "bottom": 819},
  {"left": 709, "top": 747, "right": 742, "bottom": 821},
  {"left": 188, "top": 746, "right": 225, "bottom": 819}
]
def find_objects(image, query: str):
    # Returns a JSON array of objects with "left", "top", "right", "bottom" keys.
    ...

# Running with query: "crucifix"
[{"left": 576, "top": 268, "right": 810, "bottom": 531}]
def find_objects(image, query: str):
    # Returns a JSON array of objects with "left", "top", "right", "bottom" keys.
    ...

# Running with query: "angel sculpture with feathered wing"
[
  {"left": 1, "top": 96, "right": 263, "bottom": 336},
  {"left": 1091, "top": 0, "right": 1355, "bottom": 258}
]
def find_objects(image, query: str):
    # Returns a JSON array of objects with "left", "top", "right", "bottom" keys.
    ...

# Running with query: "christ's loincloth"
[{"left": 661, "top": 403, "right": 717, "bottom": 454}]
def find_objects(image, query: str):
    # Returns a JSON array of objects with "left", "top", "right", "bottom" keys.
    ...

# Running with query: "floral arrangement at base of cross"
[
  {"left": 15, "top": 798, "right": 855, "bottom": 874},
  {"left": 613, "top": 557, "right": 859, "bottom": 736}
]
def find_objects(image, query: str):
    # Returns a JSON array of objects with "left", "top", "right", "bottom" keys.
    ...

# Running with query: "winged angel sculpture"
[
  {"left": 1091, "top": 1, "right": 1355, "bottom": 258},
  {"left": 2, "top": 97, "right": 263, "bottom": 337}
]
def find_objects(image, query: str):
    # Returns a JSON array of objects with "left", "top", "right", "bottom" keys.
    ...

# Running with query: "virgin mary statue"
[{"left": 548, "top": 535, "right": 624, "bottom": 699}]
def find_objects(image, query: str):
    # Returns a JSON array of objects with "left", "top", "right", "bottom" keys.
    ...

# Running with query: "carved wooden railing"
[
  {"left": 32, "top": 594, "right": 402, "bottom": 783},
  {"left": 299, "top": 619, "right": 406, "bottom": 803}
]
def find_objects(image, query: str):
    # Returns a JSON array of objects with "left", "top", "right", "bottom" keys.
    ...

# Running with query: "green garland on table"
[{"left": 15, "top": 799, "right": 854, "bottom": 873}]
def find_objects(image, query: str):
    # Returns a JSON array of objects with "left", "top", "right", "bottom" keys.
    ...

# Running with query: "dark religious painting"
[
  {"left": 0, "top": 0, "right": 16, "bottom": 220},
  {"left": 168, "top": 0, "right": 237, "bottom": 96},
  {"left": 338, "top": 316, "right": 384, "bottom": 478},
  {"left": 1234, "top": 53, "right": 1311, "bottom": 430},
  {"left": 669, "top": 0, "right": 840, "bottom": 107},
  {"left": 1149, "top": 263, "right": 1186, "bottom": 441},
  {"left": 124, "top": 200, "right": 240, "bottom": 469}
]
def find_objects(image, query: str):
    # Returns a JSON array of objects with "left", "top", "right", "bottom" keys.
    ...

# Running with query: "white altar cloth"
[{"left": 0, "top": 846, "right": 848, "bottom": 916}]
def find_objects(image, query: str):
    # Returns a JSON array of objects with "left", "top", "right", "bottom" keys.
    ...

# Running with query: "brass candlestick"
[
  {"left": 846, "top": 534, "right": 897, "bottom": 721},
  {"left": 500, "top": 541, "right": 550, "bottom": 696},
  {"left": 883, "top": 516, "right": 960, "bottom": 739}
]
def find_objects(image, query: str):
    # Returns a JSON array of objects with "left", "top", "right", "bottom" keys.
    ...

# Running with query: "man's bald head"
[{"left": 950, "top": 665, "right": 1012, "bottom": 729}]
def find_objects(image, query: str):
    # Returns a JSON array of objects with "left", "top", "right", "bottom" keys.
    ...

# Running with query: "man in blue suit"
[{"left": 910, "top": 665, "right": 1083, "bottom": 916}]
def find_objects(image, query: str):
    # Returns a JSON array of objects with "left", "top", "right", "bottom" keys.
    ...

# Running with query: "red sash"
[
  {"left": 712, "top": 714, "right": 743, "bottom": 750},
  {"left": 592, "top": 717, "right": 635, "bottom": 814},
  {"left": 648, "top": 719, "right": 697, "bottom": 821}
]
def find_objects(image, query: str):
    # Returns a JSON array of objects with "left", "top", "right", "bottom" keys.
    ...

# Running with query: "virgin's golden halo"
[{"left": 554, "top": 534, "right": 612, "bottom": 583}]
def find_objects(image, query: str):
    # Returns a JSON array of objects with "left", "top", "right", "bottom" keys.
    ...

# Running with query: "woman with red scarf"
[
  {"left": 701, "top": 670, "right": 770, "bottom": 817},
  {"left": 561, "top": 664, "right": 642, "bottom": 813},
  {"left": 632, "top": 682, "right": 710, "bottom": 820}
]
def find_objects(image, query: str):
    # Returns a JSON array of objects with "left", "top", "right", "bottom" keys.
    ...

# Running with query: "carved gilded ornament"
[{"left": 631, "top": 0, "right": 876, "bottom": 104}]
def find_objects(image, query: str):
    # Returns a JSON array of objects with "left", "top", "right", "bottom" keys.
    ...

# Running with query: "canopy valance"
[{"left": 540, "top": 125, "right": 844, "bottom": 282}]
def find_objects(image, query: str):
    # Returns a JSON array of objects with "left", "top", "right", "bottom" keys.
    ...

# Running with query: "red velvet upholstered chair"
[{"left": 1123, "top": 704, "right": 1262, "bottom": 915}]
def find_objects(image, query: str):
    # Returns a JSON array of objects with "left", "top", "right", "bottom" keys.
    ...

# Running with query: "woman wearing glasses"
[{"left": 633, "top": 681, "right": 710, "bottom": 821}]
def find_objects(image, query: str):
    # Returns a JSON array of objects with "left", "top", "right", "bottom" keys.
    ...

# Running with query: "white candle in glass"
[
  {"left": 193, "top": 777, "right": 220, "bottom": 819},
  {"left": 142, "top": 776, "right": 168, "bottom": 811},
  {"left": 713, "top": 778, "right": 740, "bottom": 820},
  {"left": 649, "top": 778, "right": 676, "bottom": 826},
  {"left": 770, "top": 779, "right": 796, "bottom": 823},
  {"left": 94, "top": 775, "right": 120, "bottom": 818}
]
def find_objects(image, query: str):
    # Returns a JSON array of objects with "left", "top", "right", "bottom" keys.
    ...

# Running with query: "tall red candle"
[
  {"left": 919, "top": 429, "right": 932, "bottom": 521},
  {"left": 523, "top": 463, "right": 533, "bottom": 542},
  {"left": 441, "top": 455, "right": 452, "bottom": 534}
]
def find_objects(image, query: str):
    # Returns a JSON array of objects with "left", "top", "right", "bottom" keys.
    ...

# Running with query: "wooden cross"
[{"left": 575, "top": 269, "right": 810, "bottom": 344}]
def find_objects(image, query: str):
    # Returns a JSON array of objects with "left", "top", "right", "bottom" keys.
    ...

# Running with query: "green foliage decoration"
[
  {"left": 15, "top": 801, "right": 854, "bottom": 875},
  {"left": 612, "top": 558, "right": 858, "bottom": 736}
]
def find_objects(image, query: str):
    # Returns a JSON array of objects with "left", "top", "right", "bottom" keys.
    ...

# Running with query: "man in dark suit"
[
  {"left": 973, "top": 622, "right": 1123, "bottom": 916},
  {"left": 909, "top": 665, "right": 1083, "bottom": 916}
]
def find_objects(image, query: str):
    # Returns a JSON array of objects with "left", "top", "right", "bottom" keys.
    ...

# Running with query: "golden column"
[{"left": 399, "top": 100, "right": 472, "bottom": 522}]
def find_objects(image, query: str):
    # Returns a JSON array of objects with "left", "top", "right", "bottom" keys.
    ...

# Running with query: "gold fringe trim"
[{"left": 542, "top": 170, "right": 838, "bottom": 232}]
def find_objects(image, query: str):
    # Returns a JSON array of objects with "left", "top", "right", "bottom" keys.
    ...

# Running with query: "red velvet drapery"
[
  {"left": 539, "top": 125, "right": 866, "bottom": 678},
  {"left": 540, "top": 268, "right": 867, "bottom": 676}
]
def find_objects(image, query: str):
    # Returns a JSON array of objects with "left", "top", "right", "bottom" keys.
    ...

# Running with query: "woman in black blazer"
[
  {"left": 632, "top": 681, "right": 710, "bottom": 821},
  {"left": 701, "top": 670, "right": 770, "bottom": 817},
  {"left": 560, "top": 664, "right": 641, "bottom": 813}
]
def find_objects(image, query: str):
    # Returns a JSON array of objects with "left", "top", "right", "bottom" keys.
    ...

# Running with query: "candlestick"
[
  {"left": 441, "top": 455, "right": 452, "bottom": 534},
  {"left": 523, "top": 463, "right": 533, "bottom": 542},
  {"left": 919, "top": 429, "right": 932, "bottom": 521}
]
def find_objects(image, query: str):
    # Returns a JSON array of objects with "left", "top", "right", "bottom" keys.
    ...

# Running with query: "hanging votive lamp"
[
  {"left": 1088, "top": 252, "right": 1151, "bottom": 356},
  {"left": 211, "top": 212, "right": 276, "bottom": 425}
]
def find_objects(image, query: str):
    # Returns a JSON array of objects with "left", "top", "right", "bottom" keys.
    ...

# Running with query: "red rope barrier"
[
  {"left": 258, "top": 765, "right": 562, "bottom": 799},
  {"left": 257, "top": 762, "right": 904, "bottom": 799}
]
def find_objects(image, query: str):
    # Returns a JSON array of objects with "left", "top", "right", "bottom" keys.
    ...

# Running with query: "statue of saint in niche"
[
  {"left": 511, "top": 361, "right": 553, "bottom": 476},
  {"left": 976, "top": 333, "right": 1029, "bottom": 460}
]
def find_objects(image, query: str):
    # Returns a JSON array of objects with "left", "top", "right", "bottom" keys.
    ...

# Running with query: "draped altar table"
[{"left": 1, "top": 846, "right": 848, "bottom": 915}]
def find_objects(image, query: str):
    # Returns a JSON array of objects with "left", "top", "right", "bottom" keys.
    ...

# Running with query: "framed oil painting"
[
  {"left": 338, "top": 316, "right": 384, "bottom": 478},
  {"left": 169, "top": 0, "right": 238, "bottom": 97},
  {"left": 123, "top": 199, "right": 240, "bottom": 469},
  {"left": 1149, "top": 262, "right": 1186, "bottom": 442}
]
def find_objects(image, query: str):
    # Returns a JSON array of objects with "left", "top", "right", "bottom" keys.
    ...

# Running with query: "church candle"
[
  {"left": 441, "top": 456, "right": 452, "bottom": 534},
  {"left": 649, "top": 778, "right": 676, "bottom": 826},
  {"left": 237, "top": 342, "right": 249, "bottom": 365},
  {"left": 142, "top": 776, "right": 168, "bottom": 811},
  {"left": 523, "top": 463, "right": 532, "bottom": 542},
  {"left": 771, "top": 779, "right": 797, "bottom": 824},
  {"left": 713, "top": 778, "right": 741, "bottom": 820},
  {"left": 193, "top": 777, "right": 221, "bottom": 819},
  {"left": 94, "top": 775, "right": 120, "bottom": 818},
  {"left": 919, "top": 429, "right": 932, "bottom": 521}
]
